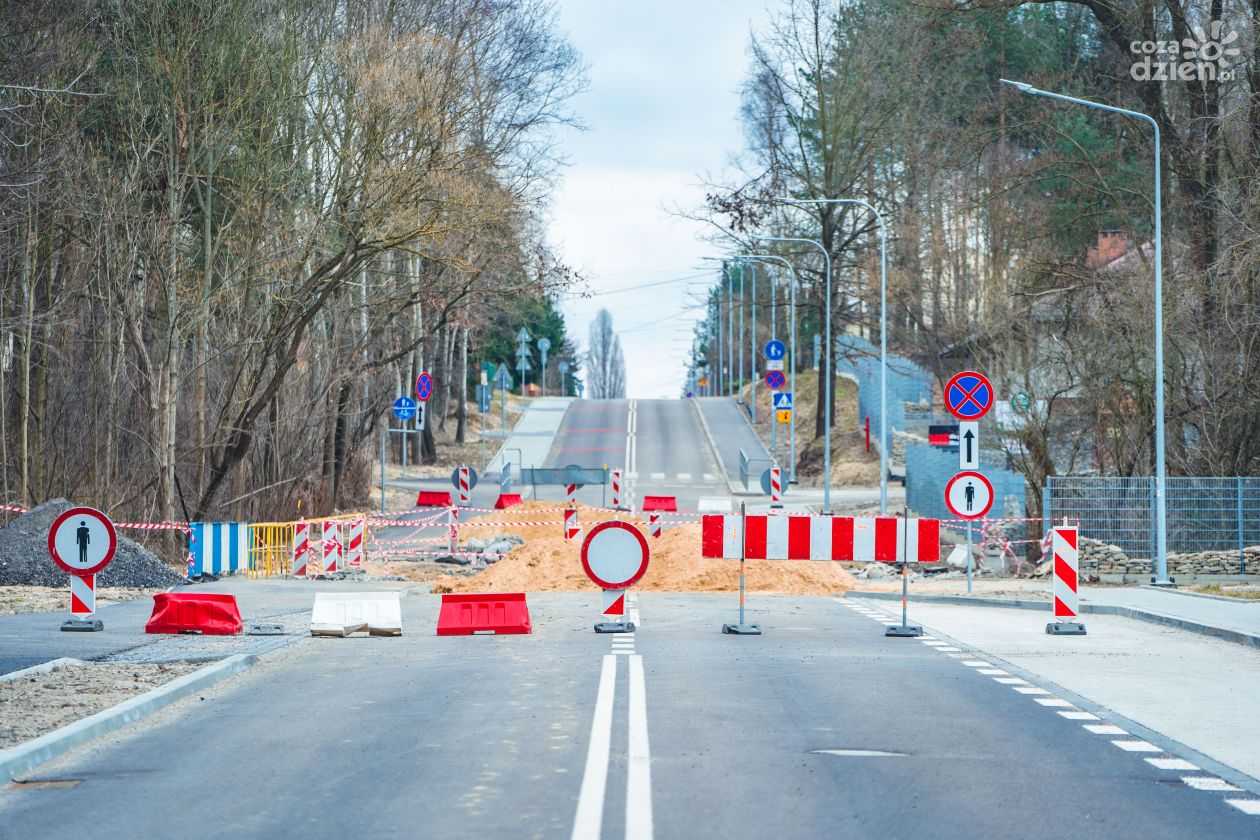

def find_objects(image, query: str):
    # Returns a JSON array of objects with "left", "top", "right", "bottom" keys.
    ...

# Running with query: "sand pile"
[{"left": 433, "top": 521, "right": 856, "bottom": 595}]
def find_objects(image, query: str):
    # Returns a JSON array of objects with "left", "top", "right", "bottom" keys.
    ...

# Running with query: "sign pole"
[
  {"left": 966, "top": 521, "right": 973, "bottom": 593},
  {"left": 380, "top": 432, "right": 386, "bottom": 514},
  {"left": 401, "top": 415, "right": 408, "bottom": 480},
  {"left": 722, "top": 501, "right": 762, "bottom": 635},
  {"left": 885, "top": 508, "right": 923, "bottom": 637}
]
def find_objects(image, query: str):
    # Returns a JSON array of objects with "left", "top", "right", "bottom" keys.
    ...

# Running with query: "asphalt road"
[{"left": 3, "top": 592, "right": 1256, "bottom": 839}]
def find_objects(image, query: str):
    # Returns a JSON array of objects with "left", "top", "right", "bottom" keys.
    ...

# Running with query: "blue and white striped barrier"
[{"left": 189, "top": 522, "right": 249, "bottom": 576}]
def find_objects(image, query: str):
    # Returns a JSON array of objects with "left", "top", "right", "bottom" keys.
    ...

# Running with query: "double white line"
[{"left": 571, "top": 632, "right": 652, "bottom": 837}]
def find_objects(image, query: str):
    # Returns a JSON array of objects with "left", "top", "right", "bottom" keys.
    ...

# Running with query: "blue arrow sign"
[
  {"left": 773, "top": 392, "right": 793, "bottom": 410},
  {"left": 764, "top": 339, "right": 786, "bottom": 360},
  {"left": 393, "top": 396, "right": 417, "bottom": 420}
]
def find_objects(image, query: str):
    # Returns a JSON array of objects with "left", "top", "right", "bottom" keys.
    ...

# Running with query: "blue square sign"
[{"left": 772, "top": 392, "right": 793, "bottom": 410}]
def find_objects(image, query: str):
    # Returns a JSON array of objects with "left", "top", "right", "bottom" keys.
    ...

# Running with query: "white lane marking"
[
  {"left": 1147, "top": 757, "right": 1199, "bottom": 771},
  {"left": 676, "top": 472, "right": 692, "bottom": 482},
  {"left": 920, "top": 640, "right": 948, "bottom": 646},
  {"left": 1183, "top": 777, "right": 1242, "bottom": 792},
  {"left": 1014, "top": 686, "right": 1049, "bottom": 695},
  {"left": 612, "top": 650, "right": 635, "bottom": 656},
  {"left": 698, "top": 497, "right": 731, "bottom": 512},
  {"left": 649, "top": 472, "right": 665, "bottom": 481},
  {"left": 993, "top": 677, "right": 1027, "bottom": 685},
  {"left": 1225, "top": 799, "right": 1260, "bottom": 815},
  {"left": 1058, "top": 711, "right": 1100, "bottom": 720},
  {"left": 627, "top": 654, "right": 653, "bottom": 840},
  {"left": 1034, "top": 698, "right": 1073, "bottom": 707},
  {"left": 572, "top": 656, "right": 618, "bottom": 840},
  {"left": 945, "top": 653, "right": 967, "bottom": 658},
  {"left": 811, "top": 749, "right": 908, "bottom": 757},
  {"left": 977, "top": 669, "right": 1008, "bottom": 675},
  {"left": 919, "top": 634, "right": 937, "bottom": 639},
  {"left": 962, "top": 660, "right": 991, "bottom": 667},
  {"left": 1111, "top": 740, "right": 1161, "bottom": 752},
  {"left": 1083, "top": 725, "right": 1128, "bottom": 735},
  {"left": 703, "top": 473, "right": 717, "bottom": 483},
  {"left": 935, "top": 646, "right": 962, "bottom": 652}
]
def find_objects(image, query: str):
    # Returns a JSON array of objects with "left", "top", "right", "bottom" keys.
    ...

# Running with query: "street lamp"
[
  {"left": 751, "top": 234, "right": 833, "bottom": 514},
  {"left": 781, "top": 198, "right": 890, "bottom": 515},
  {"left": 1000, "top": 78, "right": 1170, "bottom": 586},
  {"left": 743, "top": 254, "right": 801, "bottom": 484}
]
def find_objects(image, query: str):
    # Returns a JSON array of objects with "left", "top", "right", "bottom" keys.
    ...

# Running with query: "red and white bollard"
[
  {"left": 565, "top": 507, "right": 580, "bottom": 541},
  {"left": 448, "top": 507, "right": 459, "bottom": 554},
  {"left": 611, "top": 469, "right": 622, "bottom": 509},
  {"left": 70, "top": 574, "right": 96, "bottom": 617},
  {"left": 649, "top": 512, "right": 661, "bottom": 539},
  {"left": 458, "top": 466, "right": 471, "bottom": 506},
  {"left": 1047, "top": 525, "right": 1085, "bottom": 635},
  {"left": 346, "top": 516, "right": 364, "bottom": 569},
  {"left": 292, "top": 520, "right": 310, "bottom": 578},
  {"left": 566, "top": 483, "right": 577, "bottom": 505},
  {"left": 322, "top": 519, "right": 342, "bottom": 575},
  {"left": 770, "top": 466, "right": 783, "bottom": 507}
]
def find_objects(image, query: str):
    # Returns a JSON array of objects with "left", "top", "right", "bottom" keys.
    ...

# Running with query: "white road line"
[
  {"left": 1014, "top": 687, "right": 1049, "bottom": 695},
  {"left": 572, "top": 655, "right": 618, "bottom": 840},
  {"left": 676, "top": 472, "right": 692, "bottom": 482},
  {"left": 1147, "top": 757, "right": 1199, "bottom": 771},
  {"left": 703, "top": 473, "right": 717, "bottom": 483},
  {"left": 1083, "top": 725, "right": 1128, "bottom": 735},
  {"left": 1058, "top": 711, "right": 1100, "bottom": 721},
  {"left": 920, "top": 640, "right": 947, "bottom": 646},
  {"left": 977, "top": 669, "right": 1008, "bottom": 675},
  {"left": 1225, "top": 799, "right": 1260, "bottom": 815},
  {"left": 1183, "top": 777, "right": 1241, "bottom": 792},
  {"left": 626, "top": 654, "right": 653, "bottom": 840},
  {"left": 1034, "top": 698, "right": 1073, "bottom": 707},
  {"left": 650, "top": 472, "right": 665, "bottom": 481},
  {"left": 1111, "top": 740, "right": 1161, "bottom": 752},
  {"left": 935, "top": 646, "right": 962, "bottom": 652},
  {"left": 993, "top": 677, "right": 1027, "bottom": 685},
  {"left": 961, "top": 660, "right": 991, "bottom": 667}
]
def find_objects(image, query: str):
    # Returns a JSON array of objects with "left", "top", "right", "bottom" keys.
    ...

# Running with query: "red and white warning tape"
[{"left": 1, "top": 503, "right": 29, "bottom": 514}]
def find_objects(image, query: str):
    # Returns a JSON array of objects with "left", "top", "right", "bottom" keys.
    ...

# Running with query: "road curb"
[
  {"left": 690, "top": 399, "right": 741, "bottom": 496},
  {"left": 849, "top": 590, "right": 1260, "bottom": 648},
  {"left": 0, "top": 657, "right": 83, "bottom": 684},
  {"left": 0, "top": 653, "right": 260, "bottom": 782},
  {"left": 1138, "top": 584, "right": 1260, "bottom": 604}
]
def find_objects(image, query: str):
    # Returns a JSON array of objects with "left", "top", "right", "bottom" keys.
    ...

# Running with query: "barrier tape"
[{"left": 1, "top": 503, "right": 29, "bottom": 514}]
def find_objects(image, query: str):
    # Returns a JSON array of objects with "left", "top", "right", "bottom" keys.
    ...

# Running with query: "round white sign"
[
  {"left": 48, "top": 506, "right": 117, "bottom": 576},
  {"left": 945, "top": 471, "right": 994, "bottom": 520},
  {"left": 581, "top": 520, "right": 650, "bottom": 590}
]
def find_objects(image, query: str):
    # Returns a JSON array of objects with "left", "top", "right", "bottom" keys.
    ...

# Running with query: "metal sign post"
[
  {"left": 722, "top": 501, "right": 762, "bottom": 635},
  {"left": 885, "top": 508, "right": 924, "bottom": 637},
  {"left": 515, "top": 327, "right": 532, "bottom": 397},
  {"left": 537, "top": 337, "right": 551, "bottom": 395}
]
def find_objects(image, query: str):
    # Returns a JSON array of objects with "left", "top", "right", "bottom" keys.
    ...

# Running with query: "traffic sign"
[
  {"left": 959, "top": 421, "right": 979, "bottom": 470},
  {"left": 772, "top": 392, "right": 793, "bottom": 410},
  {"left": 415, "top": 403, "right": 427, "bottom": 431},
  {"left": 944, "top": 471, "right": 993, "bottom": 519},
  {"left": 415, "top": 372, "right": 434, "bottom": 402},
  {"left": 48, "top": 507, "right": 117, "bottom": 576},
  {"left": 476, "top": 384, "right": 491, "bottom": 414},
  {"left": 451, "top": 466, "right": 479, "bottom": 491},
  {"left": 776, "top": 410, "right": 791, "bottom": 424},
  {"left": 393, "top": 396, "right": 417, "bottom": 420},
  {"left": 765, "top": 370, "right": 786, "bottom": 391},
  {"left": 944, "top": 370, "right": 993, "bottom": 421},
  {"left": 581, "top": 520, "right": 650, "bottom": 590},
  {"left": 558, "top": 361, "right": 570, "bottom": 373},
  {"left": 764, "top": 339, "right": 786, "bottom": 360},
  {"left": 495, "top": 363, "right": 513, "bottom": 389},
  {"left": 1010, "top": 390, "right": 1031, "bottom": 413},
  {"left": 765, "top": 358, "right": 784, "bottom": 372},
  {"left": 516, "top": 327, "right": 531, "bottom": 342},
  {"left": 537, "top": 337, "right": 551, "bottom": 353}
]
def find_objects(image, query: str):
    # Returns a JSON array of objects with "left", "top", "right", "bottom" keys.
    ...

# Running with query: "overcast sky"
[{"left": 548, "top": 1, "right": 772, "bottom": 398}]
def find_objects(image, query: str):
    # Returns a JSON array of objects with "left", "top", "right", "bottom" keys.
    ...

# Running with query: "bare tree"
[{"left": 586, "top": 309, "right": 625, "bottom": 399}]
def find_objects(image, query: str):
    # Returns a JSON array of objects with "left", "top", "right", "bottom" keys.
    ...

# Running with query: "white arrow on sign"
[{"left": 959, "top": 421, "right": 979, "bottom": 470}]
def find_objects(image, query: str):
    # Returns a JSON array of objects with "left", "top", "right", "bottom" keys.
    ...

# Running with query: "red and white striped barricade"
[
  {"left": 649, "top": 512, "right": 662, "bottom": 539},
  {"left": 322, "top": 519, "right": 343, "bottom": 575},
  {"left": 448, "top": 507, "right": 459, "bottom": 554},
  {"left": 770, "top": 466, "right": 782, "bottom": 507},
  {"left": 701, "top": 514, "right": 940, "bottom": 562},
  {"left": 1046, "top": 525, "right": 1086, "bottom": 635},
  {"left": 292, "top": 520, "right": 311, "bottom": 578},
  {"left": 458, "top": 467, "right": 471, "bottom": 506},
  {"left": 346, "top": 516, "right": 365, "bottom": 570},
  {"left": 611, "top": 469, "right": 623, "bottom": 509},
  {"left": 70, "top": 573, "right": 96, "bottom": 617},
  {"left": 565, "top": 507, "right": 580, "bottom": 542}
]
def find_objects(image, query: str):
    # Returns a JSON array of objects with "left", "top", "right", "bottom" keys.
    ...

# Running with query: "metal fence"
[
  {"left": 738, "top": 447, "right": 773, "bottom": 493},
  {"left": 833, "top": 335, "right": 934, "bottom": 440},
  {"left": 1045, "top": 477, "right": 1260, "bottom": 564}
]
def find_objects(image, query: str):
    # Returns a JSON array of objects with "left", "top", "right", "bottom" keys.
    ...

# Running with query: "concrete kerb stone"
[
  {"left": 0, "top": 658, "right": 84, "bottom": 684},
  {"left": 1139, "top": 584, "right": 1260, "bottom": 605},
  {"left": 0, "top": 653, "right": 259, "bottom": 781},
  {"left": 690, "top": 399, "right": 741, "bottom": 496},
  {"left": 844, "top": 596, "right": 1260, "bottom": 798},
  {"left": 849, "top": 590, "right": 1260, "bottom": 649}
]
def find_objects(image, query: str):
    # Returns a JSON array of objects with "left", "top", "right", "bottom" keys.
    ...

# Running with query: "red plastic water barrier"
[
  {"left": 641, "top": 495, "right": 677, "bottom": 512},
  {"left": 145, "top": 592, "right": 243, "bottom": 635},
  {"left": 416, "top": 490, "right": 453, "bottom": 507},
  {"left": 436, "top": 593, "right": 531, "bottom": 635},
  {"left": 494, "top": 493, "right": 523, "bottom": 509}
]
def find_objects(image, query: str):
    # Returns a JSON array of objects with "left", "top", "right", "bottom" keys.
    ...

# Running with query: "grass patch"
[{"left": 1191, "top": 583, "right": 1260, "bottom": 599}]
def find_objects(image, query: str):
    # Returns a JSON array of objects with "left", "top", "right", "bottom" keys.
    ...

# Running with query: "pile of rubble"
[
  {"left": 0, "top": 500, "right": 186, "bottom": 589},
  {"left": 432, "top": 534, "right": 525, "bottom": 566}
]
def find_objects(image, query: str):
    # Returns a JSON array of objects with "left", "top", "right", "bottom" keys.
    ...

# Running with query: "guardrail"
[{"left": 738, "top": 447, "right": 774, "bottom": 493}]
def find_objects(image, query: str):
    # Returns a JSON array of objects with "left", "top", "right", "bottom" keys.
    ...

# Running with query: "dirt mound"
[
  {"left": 433, "top": 521, "right": 856, "bottom": 595},
  {"left": 0, "top": 500, "right": 186, "bottom": 588}
]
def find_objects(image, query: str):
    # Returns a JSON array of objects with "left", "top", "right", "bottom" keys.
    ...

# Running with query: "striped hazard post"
[
  {"left": 70, "top": 574, "right": 96, "bottom": 616},
  {"left": 448, "top": 507, "right": 459, "bottom": 554},
  {"left": 566, "top": 483, "right": 577, "bottom": 506},
  {"left": 611, "top": 469, "right": 623, "bottom": 509},
  {"left": 292, "top": 521, "right": 311, "bottom": 578},
  {"left": 565, "top": 507, "right": 580, "bottom": 542},
  {"left": 458, "top": 467, "right": 471, "bottom": 506},
  {"left": 346, "top": 516, "right": 365, "bottom": 569},
  {"left": 322, "top": 519, "right": 343, "bottom": 576},
  {"left": 1046, "top": 525, "right": 1086, "bottom": 635},
  {"left": 770, "top": 466, "right": 783, "bottom": 507},
  {"left": 649, "top": 512, "right": 662, "bottom": 539}
]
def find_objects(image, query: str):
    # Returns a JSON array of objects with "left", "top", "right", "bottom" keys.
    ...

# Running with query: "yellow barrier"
[{"left": 247, "top": 513, "right": 368, "bottom": 579}]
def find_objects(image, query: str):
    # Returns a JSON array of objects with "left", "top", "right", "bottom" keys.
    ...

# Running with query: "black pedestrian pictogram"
[
  {"left": 76, "top": 520, "right": 90, "bottom": 564},
  {"left": 964, "top": 481, "right": 975, "bottom": 512}
]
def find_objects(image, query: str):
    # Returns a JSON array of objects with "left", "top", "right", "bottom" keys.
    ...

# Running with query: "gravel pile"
[{"left": 0, "top": 499, "right": 186, "bottom": 588}]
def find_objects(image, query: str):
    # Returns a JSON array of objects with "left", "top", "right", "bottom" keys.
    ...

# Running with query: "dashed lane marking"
[
  {"left": 1014, "top": 687, "right": 1050, "bottom": 695},
  {"left": 1084, "top": 725, "right": 1128, "bottom": 736},
  {"left": 1183, "top": 777, "right": 1242, "bottom": 792},
  {"left": 1226, "top": 800, "right": 1260, "bottom": 815},
  {"left": 1058, "top": 711, "right": 1100, "bottom": 721},
  {"left": 1111, "top": 740, "right": 1161, "bottom": 752},
  {"left": 626, "top": 655, "right": 653, "bottom": 840},
  {"left": 1148, "top": 758, "right": 1199, "bottom": 771},
  {"left": 1034, "top": 698, "right": 1073, "bottom": 707}
]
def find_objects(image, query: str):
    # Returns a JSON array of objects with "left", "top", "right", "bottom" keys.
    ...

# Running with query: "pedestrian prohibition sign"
[
  {"left": 765, "top": 370, "right": 786, "bottom": 391},
  {"left": 944, "top": 370, "right": 993, "bottom": 421},
  {"left": 415, "top": 371, "right": 434, "bottom": 402},
  {"left": 48, "top": 507, "right": 117, "bottom": 576},
  {"left": 944, "top": 470, "right": 994, "bottom": 520}
]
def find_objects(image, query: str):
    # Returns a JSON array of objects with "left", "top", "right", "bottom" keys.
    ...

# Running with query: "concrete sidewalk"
[
  {"left": 485, "top": 396, "right": 572, "bottom": 475},
  {"left": 1085, "top": 586, "right": 1260, "bottom": 637},
  {"left": 850, "top": 595, "right": 1260, "bottom": 787}
]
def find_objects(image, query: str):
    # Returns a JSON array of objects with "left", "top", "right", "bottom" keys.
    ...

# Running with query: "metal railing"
[
  {"left": 738, "top": 447, "right": 774, "bottom": 493},
  {"left": 1045, "top": 476, "right": 1260, "bottom": 569}
]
